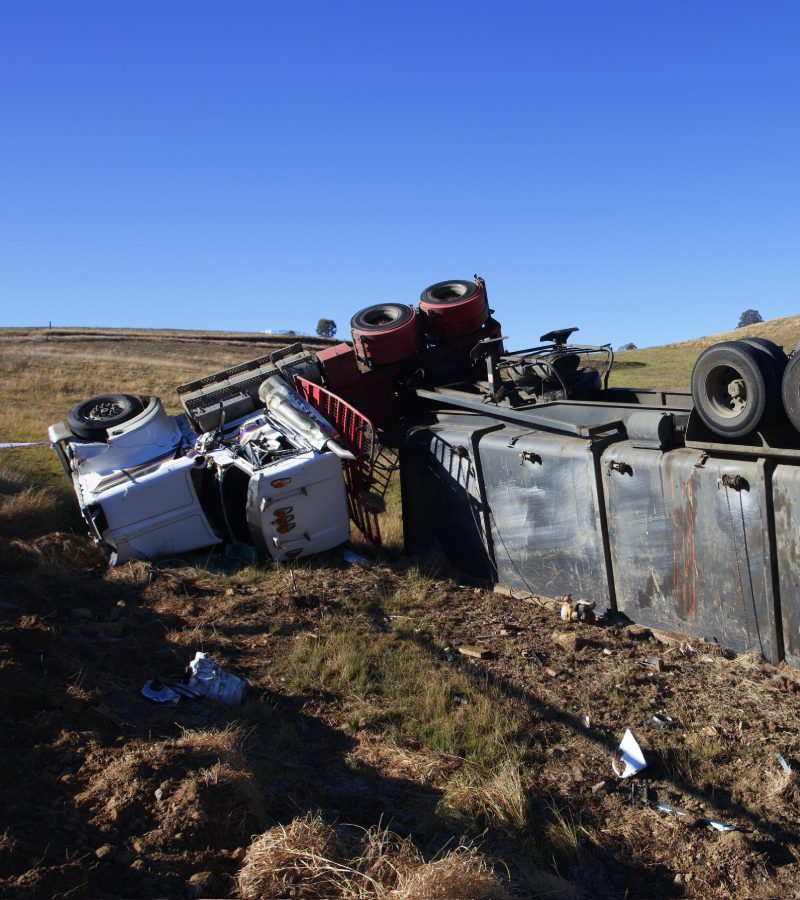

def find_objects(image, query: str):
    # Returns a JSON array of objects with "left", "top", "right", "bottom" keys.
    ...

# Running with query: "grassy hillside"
[
  {"left": 609, "top": 313, "right": 800, "bottom": 391},
  {"left": 0, "top": 328, "right": 331, "bottom": 499}
]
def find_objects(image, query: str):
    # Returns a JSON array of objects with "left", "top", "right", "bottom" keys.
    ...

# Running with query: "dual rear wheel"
[{"left": 691, "top": 338, "right": 789, "bottom": 439}]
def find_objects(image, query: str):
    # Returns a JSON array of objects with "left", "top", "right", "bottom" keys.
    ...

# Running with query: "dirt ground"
[
  {"left": 1, "top": 519, "right": 800, "bottom": 898},
  {"left": 2, "top": 328, "right": 800, "bottom": 899}
]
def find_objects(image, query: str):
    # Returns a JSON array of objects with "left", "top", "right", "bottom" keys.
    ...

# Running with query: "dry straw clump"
[
  {"left": 237, "top": 815, "right": 358, "bottom": 899},
  {"left": 391, "top": 846, "right": 511, "bottom": 900},
  {"left": 352, "top": 823, "right": 423, "bottom": 891},
  {"left": 238, "top": 816, "right": 512, "bottom": 899},
  {"left": 439, "top": 759, "right": 529, "bottom": 835}
]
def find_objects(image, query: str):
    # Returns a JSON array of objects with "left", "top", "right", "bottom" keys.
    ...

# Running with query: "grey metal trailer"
[{"left": 401, "top": 386, "right": 800, "bottom": 668}]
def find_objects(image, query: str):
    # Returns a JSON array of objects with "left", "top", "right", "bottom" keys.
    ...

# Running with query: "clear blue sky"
[{"left": 1, "top": 1, "right": 798, "bottom": 349}]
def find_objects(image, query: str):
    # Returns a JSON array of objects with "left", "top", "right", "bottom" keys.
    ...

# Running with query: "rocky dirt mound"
[{"left": 76, "top": 727, "right": 265, "bottom": 852}]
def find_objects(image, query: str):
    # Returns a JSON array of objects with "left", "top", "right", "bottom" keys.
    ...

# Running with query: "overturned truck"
[
  {"left": 51, "top": 276, "right": 800, "bottom": 668},
  {"left": 313, "top": 277, "right": 800, "bottom": 670}
]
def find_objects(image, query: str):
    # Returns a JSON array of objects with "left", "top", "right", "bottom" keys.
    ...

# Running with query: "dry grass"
[
  {"left": 611, "top": 312, "right": 800, "bottom": 390},
  {"left": 0, "top": 460, "right": 64, "bottom": 538},
  {"left": 237, "top": 815, "right": 358, "bottom": 899},
  {"left": 353, "top": 824, "right": 423, "bottom": 890},
  {"left": 0, "top": 487, "right": 61, "bottom": 538},
  {"left": 238, "top": 817, "right": 512, "bottom": 900},
  {"left": 391, "top": 846, "right": 511, "bottom": 900},
  {"left": 439, "top": 759, "right": 530, "bottom": 835}
]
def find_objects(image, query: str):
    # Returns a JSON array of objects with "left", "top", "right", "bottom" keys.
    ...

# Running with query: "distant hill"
[
  {"left": 611, "top": 313, "right": 800, "bottom": 391},
  {"left": 0, "top": 326, "right": 338, "bottom": 349}
]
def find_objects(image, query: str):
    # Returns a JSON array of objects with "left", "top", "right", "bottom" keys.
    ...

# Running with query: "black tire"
[
  {"left": 420, "top": 280, "right": 479, "bottom": 305},
  {"left": 742, "top": 337, "right": 788, "bottom": 379},
  {"left": 691, "top": 341, "right": 773, "bottom": 438},
  {"left": 350, "top": 304, "right": 414, "bottom": 331},
  {"left": 782, "top": 353, "right": 800, "bottom": 432},
  {"left": 67, "top": 393, "right": 144, "bottom": 440}
]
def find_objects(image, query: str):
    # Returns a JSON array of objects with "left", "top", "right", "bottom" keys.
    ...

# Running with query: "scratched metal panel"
[
  {"left": 401, "top": 420, "right": 494, "bottom": 580},
  {"left": 603, "top": 445, "right": 779, "bottom": 662},
  {"left": 772, "top": 463, "right": 800, "bottom": 667},
  {"left": 477, "top": 428, "right": 611, "bottom": 608}
]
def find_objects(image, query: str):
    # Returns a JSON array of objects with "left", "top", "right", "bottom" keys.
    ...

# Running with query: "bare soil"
[{"left": 1, "top": 527, "right": 800, "bottom": 898}]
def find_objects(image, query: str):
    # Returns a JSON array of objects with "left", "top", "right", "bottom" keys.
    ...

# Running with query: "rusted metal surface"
[
  {"left": 603, "top": 445, "right": 779, "bottom": 662},
  {"left": 477, "top": 427, "right": 612, "bottom": 608},
  {"left": 772, "top": 463, "right": 800, "bottom": 667},
  {"left": 402, "top": 400, "right": 800, "bottom": 666}
]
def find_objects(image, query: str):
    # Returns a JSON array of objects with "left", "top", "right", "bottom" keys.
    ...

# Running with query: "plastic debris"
[
  {"left": 776, "top": 752, "right": 792, "bottom": 774},
  {"left": 342, "top": 547, "right": 370, "bottom": 566},
  {"left": 141, "top": 679, "right": 180, "bottom": 704},
  {"left": 560, "top": 597, "right": 596, "bottom": 623},
  {"left": 657, "top": 802, "right": 689, "bottom": 819},
  {"left": 185, "top": 652, "right": 246, "bottom": 705},
  {"left": 613, "top": 729, "right": 647, "bottom": 778},
  {"left": 458, "top": 644, "right": 491, "bottom": 659},
  {"left": 656, "top": 802, "right": 734, "bottom": 832},
  {"left": 650, "top": 713, "right": 675, "bottom": 728}
]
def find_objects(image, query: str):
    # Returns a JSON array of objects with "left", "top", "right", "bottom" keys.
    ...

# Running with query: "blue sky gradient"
[{"left": 1, "top": 1, "right": 798, "bottom": 348}]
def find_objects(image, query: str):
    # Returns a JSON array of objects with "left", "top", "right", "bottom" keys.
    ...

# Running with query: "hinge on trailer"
[
  {"left": 519, "top": 451, "right": 542, "bottom": 466},
  {"left": 719, "top": 473, "right": 747, "bottom": 491}
]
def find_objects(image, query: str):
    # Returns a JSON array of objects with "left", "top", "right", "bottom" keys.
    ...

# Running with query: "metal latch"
[
  {"left": 519, "top": 451, "right": 542, "bottom": 466},
  {"left": 719, "top": 473, "right": 747, "bottom": 491},
  {"left": 606, "top": 460, "right": 632, "bottom": 476}
]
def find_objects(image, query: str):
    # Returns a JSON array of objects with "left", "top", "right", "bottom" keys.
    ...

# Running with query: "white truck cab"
[{"left": 49, "top": 348, "right": 352, "bottom": 565}]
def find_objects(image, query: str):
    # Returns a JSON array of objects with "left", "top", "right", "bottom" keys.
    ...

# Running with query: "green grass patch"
[{"left": 286, "top": 618, "right": 523, "bottom": 773}]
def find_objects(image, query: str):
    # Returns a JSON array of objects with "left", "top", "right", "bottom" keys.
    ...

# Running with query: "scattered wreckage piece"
[
  {"left": 613, "top": 729, "right": 647, "bottom": 779},
  {"left": 141, "top": 652, "right": 246, "bottom": 706}
]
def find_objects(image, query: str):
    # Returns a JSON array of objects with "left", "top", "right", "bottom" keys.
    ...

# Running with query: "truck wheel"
[
  {"left": 67, "top": 393, "right": 144, "bottom": 440},
  {"left": 742, "top": 337, "right": 788, "bottom": 378},
  {"left": 350, "top": 303, "right": 421, "bottom": 366},
  {"left": 691, "top": 341, "right": 773, "bottom": 438},
  {"left": 351, "top": 303, "right": 415, "bottom": 332},
  {"left": 419, "top": 279, "right": 488, "bottom": 340},
  {"left": 781, "top": 354, "right": 800, "bottom": 432}
]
